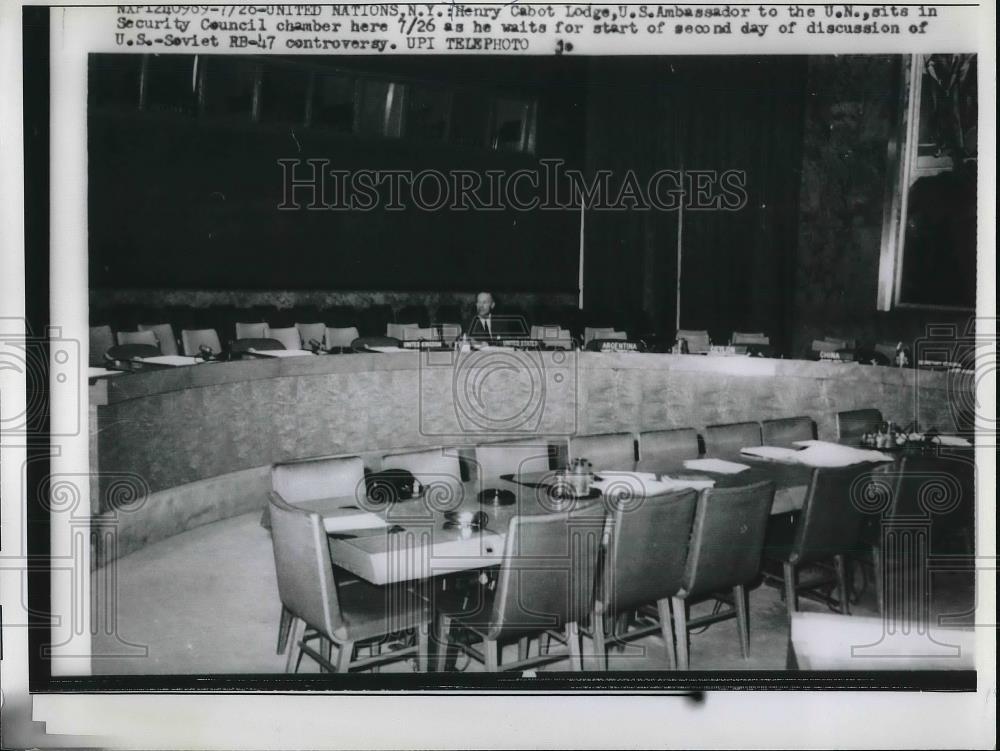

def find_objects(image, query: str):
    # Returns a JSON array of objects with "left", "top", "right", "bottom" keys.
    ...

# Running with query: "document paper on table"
[
  {"left": 322, "top": 509, "right": 389, "bottom": 533},
  {"left": 683, "top": 458, "right": 752, "bottom": 474},
  {"left": 787, "top": 441, "right": 894, "bottom": 467}
]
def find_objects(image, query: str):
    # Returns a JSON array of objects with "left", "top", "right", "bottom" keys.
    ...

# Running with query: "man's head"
[{"left": 475, "top": 292, "right": 495, "bottom": 318}]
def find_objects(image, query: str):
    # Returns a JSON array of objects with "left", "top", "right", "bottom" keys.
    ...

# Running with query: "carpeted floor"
[{"left": 90, "top": 511, "right": 975, "bottom": 675}]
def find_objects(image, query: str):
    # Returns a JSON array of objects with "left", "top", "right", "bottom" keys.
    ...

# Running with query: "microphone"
[
  {"left": 308, "top": 338, "right": 323, "bottom": 354},
  {"left": 198, "top": 344, "right": 214, "bottom": 361}
]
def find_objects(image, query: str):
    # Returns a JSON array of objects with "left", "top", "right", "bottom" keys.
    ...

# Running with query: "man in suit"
[{"left": 466, "top": 291, "right": 498, "bottom": 342}]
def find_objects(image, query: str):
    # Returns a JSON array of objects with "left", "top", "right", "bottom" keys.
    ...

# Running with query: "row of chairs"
[{"left": 267, "top": 407, "right": 924, "bottom": 672}]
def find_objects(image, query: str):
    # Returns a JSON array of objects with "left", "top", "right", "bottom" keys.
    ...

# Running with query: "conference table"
[{"left": 300, "top": 454, "right": 841, "bottom": 587}]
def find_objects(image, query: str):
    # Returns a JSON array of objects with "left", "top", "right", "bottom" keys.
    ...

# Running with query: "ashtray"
[{"left": 478, "top": 488, "right": 516, "bottom": 506}]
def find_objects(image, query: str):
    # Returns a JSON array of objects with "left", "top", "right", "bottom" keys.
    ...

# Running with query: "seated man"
[{"left": 464, "top": 291, "right": 527, "bottom": 343}]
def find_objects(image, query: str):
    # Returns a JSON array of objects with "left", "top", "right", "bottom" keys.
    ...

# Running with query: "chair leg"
[
  {"left": 484, "top": 638, "right": 499, "bottom": 672},
  {"left": 518, "top": 636, "right": 530, "bottom": 662},
  {"left": 834, "top": 555, "right": 850, "bottom": 615},
  {"left": 433, "top": 613, "right": 453, "bottom": 672},
  {"left": 336, "top": 640, "right": 355, "bottom": 673},
  {"left": 588, "top": 608, "right": 608, "bottom": 671},
  {"left": 671, "top": 596, "right": 689, "bottom": 671},
  {"left": 733, "top": 585, "right": 750, "bottom": 659},
  {"left": 783, "top": 562, "right": 797, "bottom": 617},
  {"left": 415, "top": 623, "right": 429, "bottom": 673},
  {"left": 277, "top": 605, "right": 293, "bottom": 654},
  {"left": 283, "top": 617, "right": 302, "bottom": 673},
  {"left": 320, "top": 637, "right": 333, "bottom": 671},
  {"left": 565, "top": 622, "right": 581, "bottom": 671},
  {"left": 656, "top": 598, "right": 675, "bottom": 670}
]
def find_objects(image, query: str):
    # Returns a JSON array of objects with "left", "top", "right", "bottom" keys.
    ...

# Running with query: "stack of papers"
[
  {"left": 658, "top": 475, "right": 716, "bottom": 491},
  {"left": 932, "top": 435, "right": 972, "bottom": 447},
  {"left": 788, "top": 441, "right": 893, "bottom": 467},
  {"left": 683, "top": 458, "right": 751, "bottom": 474},
  {"left": 322, "top": 508, "right": 388, "bottom": 533},
  {"left": 137, "top": 355, "right": 201, "bottom": 366},
  {"left": 367, "top": 345, "right": 411, "bottom": 354},
  {"left": 251, "top": 349, "right": 315, "bottom": 358},
  {"left": 740, "top": 446, "right": 804, "bottom": 462}
]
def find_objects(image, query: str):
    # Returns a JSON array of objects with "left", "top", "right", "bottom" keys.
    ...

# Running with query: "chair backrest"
[
  {"left": 117, "top": 329, "right": 159, "bottom": 348},
  {"left": 731, "top": 331, "right": 770, "bottom": 346},
  {"left": 884, "top": 455, "right": 975, "bottom": 536},
  {"left": 638, "top": 428, "right": 700, "bottom": 466},
  {"left": 703, "top": 421, "right": 762, "bottom": 458},
  {"left": 531, "top": 324, "right": 560, "bottom": 340},
  {"left": 569, "top": 432, "right": 635, "bottom": 471},
  {"left": 180, "top": 328, "right": 222, "bottom": 356},
  {"left": 104, "top": 343, "right": 161, "bottom": 363},
  {"left": 436, "top": 324, "right": 462, "bottom": 343},
  {"left": 89, "top": 325, "right": 115, "bottom": 367},
  {"left": 271, "top": 455, "right": 366, "bottom": 504},
  {"left": 381, "top": 447, "right": 462, "bottom": 485},
  {"left": 386, "top": 322, "right": 419, "bottom": 340},
  {"left": 325, "top": 326, "right": 360, "bottom": 350},
  {"left": 268, "top": 327, "right": 302, "bottom": 351},
  {"left": 676, "top": 329, "right": 710, "bottom": 353},
  {"left": 296, "top": 322, "right": 326, "bottom": 350},
  {"left": 790, "top": 465, "right": 873, "bottom": 566},
  {"left": 138, "top": 323, "right": 178, "bottom": 356},
  {"left": 836, "top": 408, "right": 884, "bottom": 443},
  {"left": 351, "top": 335, "right": 401, "bottom": 353},
  {"left": 267, "top": 491, "right": 343, "bottom": 638},
  {"left": 761, "top": 416, "right": 815, "bottom": 447},
  {"left": 679, "top": 480, "right": 776, "bottom": 600},
  {"left": 583, "top": 326, "right": 616, "bottom": 345},
  {"left": 235, "top": 322, "right": 269, "bottom": 340},
  {"left": 230, "top": 337, "right": 285, "bottom": 356},
  {"left": 401, "top": 326, "right": 437, "bottom": 342},
  {"left": 488, "top": 509, "right": 606, "bottom": 641},
  {"left": 602, "top": 488, "right": 699, "bottom": 615},
  {"left": 475, "top": 439, "right": 558, "bottom": 484},
  {"left": 812, "top": 337, "right": 848, "bottom": 353}
]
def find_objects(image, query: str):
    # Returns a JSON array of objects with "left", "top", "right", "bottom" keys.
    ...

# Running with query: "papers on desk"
[
  {"left": 367, "top": 345, "right": 411, "bottom": 354},
  {"left": 932, "top": 435, "right": 972, "bottom": 447},
  {"left": 322, "top": 508, "right": 389, "bottom": 533},
  {"left": 250, "top": 348, "right": 315, "bottom": 358},
  {"left": 683, "top": 458, "right": 751, "bottom": 474},
  {"left": 591, "top": 471, "right": 705, "bottom": 497},
  {"left": 740, "top": 445, "right": 804, "bottom": 462},
  {"left": 658, "top": 475, "right": 716, "bottom": 491},
  {"left": 787, "top": 441, "right": 893, "bottom": 467},
  {"left": 136, "top": 355, "right": 202, "bottom": 367},
  {"left": 87, "top": 367, "right": 125, "bottom": 379}
]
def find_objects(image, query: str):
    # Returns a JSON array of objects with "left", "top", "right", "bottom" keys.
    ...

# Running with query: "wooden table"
[{"left": 304, "top": 456, "right": 825, "bottom": 586}]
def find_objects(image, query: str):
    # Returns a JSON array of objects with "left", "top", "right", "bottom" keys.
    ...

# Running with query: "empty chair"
[
  {"left": 703, "top": 421, "right": 762, "bottom": 458},
  {"left": 270, "top": 454, "right": 368, "bottom": 655},
  {"left": 569, "top": 433, "right": 635, "bottom": 471},
  {"left": 296, "top": 322, "right": 326, "bottom": 350},
  {"left": 675, "top": 329, "right": 710, "bottom": 353},
  {"left": 532, "top": 324, "right": 574, "bottom": 350},
  {"left": 812, "top": 337, "right": 849, "bottom": 355},
  {"left": 386, "top": 322, "right": 419, "bottom": 340},
  {"left": 434, "top": 509, "right": 605, "bottom": 672},
  {"left": 637, "top": 428, "right": 700, "bottom": 468},
  {"left": 669, "top": 481, "right": 777, "bottom": 669},
  {"left": 325, "top": 326, "right": 360, "bottom": 351},
  {"left": 586, "top": 488, "right": 699, "bottom": 670},
  {"left": 397, "top": 305, "right": 430, "bottom": 328},
  {"left": 762, "top": 464, "right": 874, "bottom": 617},
  {"left": 229, "top": 338, "right": 285, "bottom": 358},
  {"left": 436, "top": 324, "right": 462, "bottom": 343},
  {"left": 267, "top": 327, "right": 302, "bottom": 351},
  {"left": 117, "top": 329, "right": 159, "bottom": 348},
  {"left": 268, "top": 492, "right": 429, "bottom": 673},
  {"left": 138, "top": 323, "right": 179, "bottom": 356},
  {"left": 761, "top": 416, "right": 816, "bottom": 447},
  {"left": 235, "top": 322, "right": 269, "bottom": 340},
  {"left": 474, "top": 439, "right": 560, "bottom": 484},
  {"left": 180, "top": 328, "right": 222, "bottom": 357},
  {"left": 89, "top": 325, "right": 115, "bottom": 367},
  {"left": 381, "top": 448, "right": 462, "bottom": 486},
  {"left": 836, "top": 408, "right": 884, "bottom": 443},
  {"left": 583, "top": 327, "right": 617, "bottom": 345},
  {"left": 731, "top": 332, "right": 770, "bottom": 346}
]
